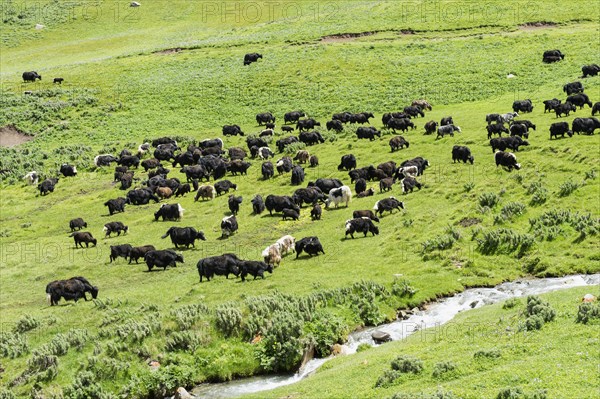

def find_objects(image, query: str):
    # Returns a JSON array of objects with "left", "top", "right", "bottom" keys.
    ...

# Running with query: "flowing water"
[{"left": 190, "top": 273, "right": 600, "bottom": 399}]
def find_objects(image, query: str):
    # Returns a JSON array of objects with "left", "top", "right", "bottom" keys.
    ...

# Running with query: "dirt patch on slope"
[
  {"left": 321, "top": 29, "right": 415, "bottom": 43},
  {"left": 153, "top": 47, "right": 183, "bottom": 55},
  {"left": 458, "top": 217, "right": 482, "bottom": 227},
  {"left": 519, "top": 21, "right": 557, "bottom": 30},
  {"left": 0, "top": 125, "right": 33, "bottom": 147}
]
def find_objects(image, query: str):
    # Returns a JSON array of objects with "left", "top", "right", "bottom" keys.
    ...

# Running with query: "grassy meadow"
[{"left": 0, "top": 1, "right": 599, "bottom": 397}]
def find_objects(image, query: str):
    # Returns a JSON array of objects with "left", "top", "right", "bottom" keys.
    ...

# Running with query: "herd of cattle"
[{"left": 21, "top": 52, "right": 599, "bottom": 305}]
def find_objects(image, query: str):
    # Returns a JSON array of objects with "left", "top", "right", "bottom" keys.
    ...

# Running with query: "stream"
[{"left": 190, "top": 273, "right": 600, "bottom": 399}]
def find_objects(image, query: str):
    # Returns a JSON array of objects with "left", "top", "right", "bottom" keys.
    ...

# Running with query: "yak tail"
[
  {"left": 69, "top": 232, "right": 76, "bottom": 237},
  {"left": 161, "top": 227, "right": 172, "bottom": 239},
  {"left": 46, "top": 293, "right": 51, "bottom": 304}
]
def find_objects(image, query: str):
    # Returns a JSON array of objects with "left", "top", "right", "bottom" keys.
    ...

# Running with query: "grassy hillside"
[
  {"left": 243, "top": 286, "right": 600, "bottom": 399},
  {"left": 0, "top": 1, "right": 599, "bottom": 397}
]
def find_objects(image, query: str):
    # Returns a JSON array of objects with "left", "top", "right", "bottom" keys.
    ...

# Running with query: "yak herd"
[{"left": 22, "top": 52, "right": 598, "bottom": 305}]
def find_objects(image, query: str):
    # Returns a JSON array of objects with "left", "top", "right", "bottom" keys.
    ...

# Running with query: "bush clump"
[
  {"left": 474, "top": 228, "right": 535, "bottom": 258},
  {"left": 576, "top": 302, "right": 600, "bottom": 324},
  {"left": 0, "top": 331, "right": 28, "bottom": 358},
  {"left": 391, "top": 355, "right": 424, "bottom": 374},
  {"left": 557, "top": 180, "right": 580, "bottom": 197},
  {"left": 165, "top": 331, "right": 202, "bottom": 352},
  {"left": 13, "top": 315, "right": 40, "bottom": 333},
  {"left": 478, "top": 192, "right": 501, "bottom": 208},
  {"left": 432, "top": 361, "right": 458, "bottom": 379},
  {"left": 474, "top": 348, "right": 501, "bottom": 359},
  {"left": 522, "top": 296, "right": 556, "bottom": 331},
  {"left": 494, "top": 202, "right": 526, "bottom": 224},
  {"left": 215, "top": 302, "right": 243, "bottom": 337},
  {"left": 502, "top": 298, "right": 521, "bottom": 309},
  {"left": 171, "top": 303, "right": 209, "bottom": 330}
]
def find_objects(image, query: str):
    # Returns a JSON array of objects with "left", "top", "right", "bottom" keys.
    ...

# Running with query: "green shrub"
[
  {"left": 354, "top": 291, "right": 386, "bottom": 326},
  {"left": 576, "top": 302, "right": 600, "bottom": 324},
  {"left": 584, "top": 169, "right": 597, "bottom": 180},
  {"left": 522, "top": 296, "right": 556, "bottom": 331},
  {"left": 527, "top": 182, "right": 548, "bottom": 206},
  {"left": 0, "top": 331, "right": 28, "bottom": 358},
  {"left": 390, "top": 355, "right": 424, "bottom": 374},
  {"left": 26, "top": 351, "right": 58, "bottom": 382},
  {"left": 496, "top": 386, "right": 524, "bottom": 399},
  {"left": 84, "top": 355, "right": 129, "bottom": 381},
  {"left": 478, "top": 192, "right": 500, "bottom": 208},
  {"left": 432, "top": 361, "right": 458, "bottom": 379},
  {"left": 495, "top": 202, "right": 527, "bottom": 224},
  {"left": 66, "top": 328, "right": 90, "bottom": 351},
  {"left": 356, "top": 343, "right": 371, "bottom": 353},
  {"left": 375, "top": 369, "right": 403, "bottom": 388},
  {"left": 463, "top": 182, "right": 475, "bottom": 192},
  {"left": 0, "top": 388, "right": 16, "bottom": 399},
  {"left": 215, "top": 302, "right": 243, "bottom": 337},
  {"left": 14, "top": 315, "right": 40, "bottom": 333},
  {"left": 121, "top": 365, "right": 195, "bottom": 399},
  {"left": 256, "top": 311, "right": 305, "bottom": 372},
  {"left": 165, "top": 331, "right": 202, "bottom": 352},
  {"left": 502, "top": 298, "right": 521, "bottom": 309},
  {"left": 63, "top": 371, "right": 117, "bottom": 399},
  {"left": 171, "top": 303, "right": 209, "bottom": 330},
  {"left": 387, "top": 391, "right": 457, "bottom": 399},
  {"left": 475, "top": 228, "right": 535, "bottom": 257},
  {"left": 304, "top": 310, "right": 348, "bottom": 357},
  {"left": 391, "top": 279, "right": 417, "bottom": 297},
  {"left": 557, "top": 180, "right": 580, "bottom": 197},
  {"left": 474, "top": 348, "right": 501, "bottom": 359}
]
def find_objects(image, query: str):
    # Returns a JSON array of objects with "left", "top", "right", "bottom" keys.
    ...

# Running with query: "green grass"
[
  {"left": 243, "top": 286, "right": 600, "bottom": 399},
  {"left": 0, "top": 0, "right": 599, "bottom": 397}
]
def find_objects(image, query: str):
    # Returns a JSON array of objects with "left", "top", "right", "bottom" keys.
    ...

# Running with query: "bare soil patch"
[
  {"left": 321, "top": 31, "right": 378, "bottom": 43},
  {"left": 0, "top": 125, "right": 33, "bottom": 147},
  {"left": 520, "top": 21, "right": 557, "bottom": 30},
  {"left": 153, "top": 47, "right": 183, "bottom": 55},
  {"left": 458, "top": 217, "right": 482, "bottom": 227}
]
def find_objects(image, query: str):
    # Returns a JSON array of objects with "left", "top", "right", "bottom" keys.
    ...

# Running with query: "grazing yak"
[
  {"left": 309, "top": 178, "right": 343, "bottom": 194},
  {"left": 175, "top": 183, "right": 191, "bottom": 197},
  {"left": 276, "top": 157, "right": 293, "bottom": 174},
  {"left": 141, "top": 158, "right": 161, "bottom": 171},
  {"left": 572, "top": 117, "right": 600, "bottom": 135},
  {"left": 296, "top": 118, "right": 321, "bottom": 132},
  {"left": 509, "top": 123, "right": 529, "bottom": 139},
  {"left": 223, "top": 124, "right": 244, "bottom": 136},
  {"left": 292, "top": 187, "right": 325, "bottom": 207},
  {"left": 252, "top": 195, "right": 265, "bottom": 214},
  {"left": 23, "top": 171, "right": 39, "bottom": 186},
  {"left": 197, "top": 253, "right": 241, "bottom": 282},
  {"left": 542, "top": 49, "right": 564, "bottom": 63},
  {"left": 293, "top": 150, "right": 310, "bottom": 164},
  {"left": 295, "top": 236, "right": 324, "bottom": 258},
  {"left": 126, "top": 188, "right": 159, "bottom": 205},
  {"left": 345, "top": 217, "right": 379, "bottom": 239},
  {"left": 299, "top": 131, "right": 325, "bottom": 145},
  {"left": 162, "top": 227, "right": 206, "bottom": 248},
  {"left": 195, "top": 185, "right": 216, "bottom": 201},
  {"left": 291, "top": 165, "right": 305, "bottom": 185},
  {"left": 400, "top": 157, "right": 430, "bottom": 176},
  {"left": 355, "top": 178, "right": 367, "bottom": 195},
  {"left": 38, "top": 177, "right": 59, "bottom": 195},
  {"left": 239, "top": 260, "right": 273, "bottom": 282},
  {"left": 563, "top": 81, "right": 584, "bottom": 95},
  {"left": 262, "top": 161, "right": 274, "bottom": 180},
  {"left": 215, "top": 180, "right": 237, "bottom": 196},
  {"left": 592, "top": 102, "right": 600, "bottom": 116},
  {"left": 494, "top": 151, "right": 521, "bottom": 171},
  {"left": 265, "top": 195, "right": 299, "bottom": 215},
  {"left": 412, "top": 99, "right": 432, "bottom": 111},
  {"left": 228, "top": 195, "right": 243, "bottom": 215},
  {"left": 104, "top": 197, "right": 126, "bottom": 215},
  {"left": 311, "top": 202, "right": 322, "bottom": 220},
  {"left": 389, "top": 136, "right": 409, "bottom": 151},
  {"left": 353, "top": 210, "right": 379, "bottom": 222},
  {"left": 23, "top": 71, "right": 42, "bottom": 82},
  {"left": 490, "top": 136, "right": 529, "bottom": 152},
  {"left": 309, "top": 155, "right": 319, "bottom": 167},
  {"left": 512, "top": 99, "right": 534, "bottom": 113},
  {"left": 440, "top": 116, "right": 454, "bottom": 126},
  {"left": 543, "top": 98, "right": 562, "bottom": 113},
  {"left": 69, "top": 218, "right": 87, "bottom": 231},
  {"left": 333, "top": 111, "right": 353, "bottom": 123},
  {"left": 582, "top": 64, "right": 600, "bottom": 78},
  {"left": 373, "top": 197, "right": 404, "bottom": 217},
  {"left": 94, "top": 154, "right": 119, "bottom": 167},
  {"left": 70, "top": 232, "right": 97, "bottom": 248},
  {"left": 338, "top": 154, "right": 357, "bottom": 171},
  {"left": 52, "top": 77, "right": 64, "bottom": 84},
  {"left": 424, "top": 120, "right": 438, "bottom": 135},
  {"left": 437, "top": 124, "right": 461, "bottom": 139},
  {"left": 326, "top": 119, "right": 344, "bottom": 132},
  {"left": 566, "top": 93, "right": 592, "bottom": 109},
  {"left": 325, "top": 186, "right": 352, "bottom": 208},
  {"left": 59, "top": 164, "right": 77, "bottom": 177},
  {"left": 285, "top": 111, "right": 306, "bottom": 124},
  {"left": 386, "top": 118, "right": 414, "bottom": 133},
  {"left": 256, "top": 112, "right": 276, "bottom": 126},
  {"left": 128, "top": 245, "right": 155, "bottom": 264},
  {"left": 244, "top": 53, "right": 263, "bottom": 65},
  {"left": 403, "top": 106, "right": 425, "bottom": 118},
  {"left": 144, "top": 249, "right": 184, "bottom": 271},
  {"left": 104, "top": 221, "right": 128, "bottom": 237},
  {"left": 282, "top": 208, "right": 300, "bottom": 221},
  {"left": 154, "top": 203, "right": 184, "bottom": 221},
  {"left": 452, "top": 146, "right": 474, "bottom": 164},
  {"left": 486, "top": 123, "right": 508, "bottom": 139},
  {"left": 156, "top": 186, "right": 173, "bottom": 199},
  {"left": 109, "top": 244, "right": 132, "bottom": 263},
  {"left": 400, "top": 177, "right": 422, "bottom": 194},
  {"left": 549, "top": 122, "right": 573, "bottom": 139},
  {"left": 555, "top": 102, "right": 577, "bottom": 117},
  {"left": 276, "top": 136, "right": 299, "bottom": 152},
  {"left": 221, "top": 215, "right": 238, "bottom": 238},
  {"left": 46, "top": 277, "right": 98, "bottom": 306},
  {"left": 356, "top": 126, "right": 381, "bottom": 140},
  {"left": 379, "top": 177, "right": 394, "bottom": 193},
  {"left": 262, "top": 244, "right": 282, "bottom": 267}
]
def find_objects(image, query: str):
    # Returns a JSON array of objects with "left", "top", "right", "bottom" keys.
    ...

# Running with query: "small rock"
[
  {"left": 469, "top": 300, "right": 478, "bottom": 308},
  {"left": 331, "top": 344, "right": 343, "bottom": 356},
  {"left": 130, "top": 1, "right": 141, "bottom": 6},
  {"left": 148, "top": 360, "right": 160, "bottom": 371},
  {"left": 583, "top": 294, "right": 596, "bottom": 302},
  {"left": 399, "top": 310, "right": 408, "bottom": 319},
  {"left": 174, "top": 387, "right": 195, "bottom": 399},
  {"left": 411, "top": 307, "right": 419, "bottom": 314},
  {"left": 507, "top": 73, "right": 516, "bottom": 79},
  {"left": 371, "top": 330, "right": 391, "bottom": 343},
  {"left": 35, "top": 24, "right": 44, "bottom": 30}
]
